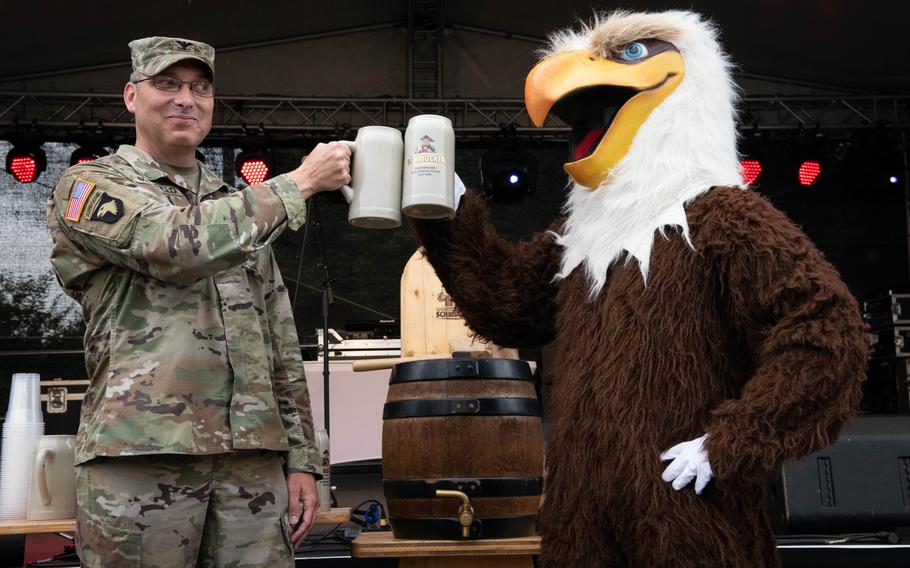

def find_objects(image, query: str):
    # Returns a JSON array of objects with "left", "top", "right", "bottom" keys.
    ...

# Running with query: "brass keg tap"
[{"left": 435, "top": 489, "right": 475, "bottom": 538}]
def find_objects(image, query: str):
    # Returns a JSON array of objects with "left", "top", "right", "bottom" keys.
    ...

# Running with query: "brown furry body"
[{"left": 413, "top": 186, "right": 867, "bottom": 567}]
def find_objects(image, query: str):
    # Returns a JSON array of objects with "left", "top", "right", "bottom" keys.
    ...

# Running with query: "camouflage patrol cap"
[{"left": 128, "top": 36, "right": 215, "bottom": 80}]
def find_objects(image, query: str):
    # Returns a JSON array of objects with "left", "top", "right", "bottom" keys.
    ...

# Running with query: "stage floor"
[{"left": 6, "top": 532, "right": 909, "bottom": 568}]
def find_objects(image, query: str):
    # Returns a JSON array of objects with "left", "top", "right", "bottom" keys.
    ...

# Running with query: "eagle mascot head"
[{"left": 525, "top": 10, "right": 743, "bottom": 293}]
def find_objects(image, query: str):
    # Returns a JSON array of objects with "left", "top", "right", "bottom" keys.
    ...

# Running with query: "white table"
[{"left": 303, "top": 362, "right": 391, "bottom": 464}]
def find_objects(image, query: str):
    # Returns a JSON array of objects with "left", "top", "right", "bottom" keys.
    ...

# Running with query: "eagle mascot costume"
[{"left": 411, "top": 10, "right": 867, "bottom": 567}]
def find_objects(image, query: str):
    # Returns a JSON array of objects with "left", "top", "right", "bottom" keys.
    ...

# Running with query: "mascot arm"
[
  {"left": 411, "top": 191, "right": 563, "bottom": 347},
  {"left": 702, "top": 188, "right": 867, "bottom": 487}
]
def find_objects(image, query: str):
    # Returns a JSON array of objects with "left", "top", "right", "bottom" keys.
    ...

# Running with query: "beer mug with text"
[
  {"left": 401, "top": 115, "right": 456, "bottom": 219},
  {"left": 339, "top": 126, "right": 404, "bottom": 229}
]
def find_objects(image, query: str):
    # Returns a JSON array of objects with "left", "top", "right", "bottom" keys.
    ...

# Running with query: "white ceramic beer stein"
[
  {"left": 27, "top": 435, "right": 76, "bottom": 521},
  {"left": 339, "top": 126, "right": 404, "bottom": 229},
  {"left": 401, "top": 115, "right": 456, "bottom": 219}
]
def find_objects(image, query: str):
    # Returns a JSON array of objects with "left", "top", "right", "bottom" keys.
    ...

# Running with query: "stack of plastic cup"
[{"left": 0, "top": 373, "right": 45, "bottom": 520}]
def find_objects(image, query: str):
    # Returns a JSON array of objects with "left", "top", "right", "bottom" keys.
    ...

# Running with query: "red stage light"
[
  {"left": 740, "top": 159, "right": 762, "bottom": 185},
  {"left": 9, "top": 155, "right": 38, "bottom": 183},
  {"left": 70, "top": 146, "right": 108, "bottom": 165},
  {"left": 798, "top": 160, "right": 821, "bottom": 186},
  {"left": 239, "top": 158, "right": 270, "bottom": 185},
  {"left": 6, "top": 144, "right": 47, "bottom": 183},
  {"left": 235, "top": 148, "right": 273, "bottom": 185}
]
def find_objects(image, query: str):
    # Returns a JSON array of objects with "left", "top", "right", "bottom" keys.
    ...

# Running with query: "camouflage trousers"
[{"left": 75, "top": 451, "right": 295, "bottom": 567}]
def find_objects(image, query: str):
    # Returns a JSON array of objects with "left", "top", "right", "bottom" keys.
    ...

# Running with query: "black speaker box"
[{"left": 769, "top": 415, "right": 910, "bottom": 534}]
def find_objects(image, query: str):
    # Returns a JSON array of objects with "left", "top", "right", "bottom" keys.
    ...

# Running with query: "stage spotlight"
[
  {"left": 890, "top": 175, "right": 899, "bottom": 185},
  {"left": 5, "top": 144, "right": 47, "bottom": 184},
  {"left": 235, "top": 149, "right": 273, "bottom": 185},
  {"left": 797, "top": 160, "right": 822, "bottom": 186},
  {"left": 739, "top": 159, "right": 762, "bottom": 185},
  {"left": 69, "top": 146, "right": 107, "bottom": 166},
  {"left": 481, "top": 145, "right": 538, "bottom": 203},
  {"left": 738, "top": 130, "right": 768, "bottom": 187}
]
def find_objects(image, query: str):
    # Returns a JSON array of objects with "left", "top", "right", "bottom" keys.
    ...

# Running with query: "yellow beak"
[{"left": 524, "top": 50, "right": 685, "bottom": 189}]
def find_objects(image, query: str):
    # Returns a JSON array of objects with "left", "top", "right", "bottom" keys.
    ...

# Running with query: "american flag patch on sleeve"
[{"left": 64, "top": 179, "right": 96, "bottom": 222}]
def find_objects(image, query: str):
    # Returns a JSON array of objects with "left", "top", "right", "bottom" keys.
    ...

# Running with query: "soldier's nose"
[{"left": 173, "top": 85, "right": 196, "bottom": 107}]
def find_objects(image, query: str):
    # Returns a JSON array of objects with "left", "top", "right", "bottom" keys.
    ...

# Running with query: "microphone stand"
[{"left": 311, "top": 197, "right": 334, "bottom": 437}]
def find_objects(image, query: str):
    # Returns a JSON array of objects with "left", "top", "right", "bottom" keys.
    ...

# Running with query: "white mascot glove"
[
  {"left": 454, "top": 172, "right": 466, "bottom": 210},
  {"left": 660, "top": 433, "right": 713, "bottom": 494}
]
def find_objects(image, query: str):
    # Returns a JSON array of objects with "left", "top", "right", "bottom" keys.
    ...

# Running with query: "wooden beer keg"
[{"left": 382, "top": 358, "right": 544, "bottom": 539}]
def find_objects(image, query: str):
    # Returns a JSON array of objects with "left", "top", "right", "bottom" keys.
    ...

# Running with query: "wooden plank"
[
  {"left": 0, "top": 508, "right": 352, "bottom": 536},
  {"left": 352, "top": 531, "right": 541, "bottom": 558},
  {"left": 400, "top": 249, "right": 482, "bottom": 360},
  {"left": 400, "top": 249, "right": 428, "bottom": 358},
  {"left": 315, "top": 507, "right": 352, "bottom": 525},
  {"left": 0, "top": 519, "right": 75, "bottom": 536},
  {"left": 400, "top": 557, "right": 533, "bottom": 568},
  {"left": 39, "top": 380, "right": 89, "bottom": 387}
]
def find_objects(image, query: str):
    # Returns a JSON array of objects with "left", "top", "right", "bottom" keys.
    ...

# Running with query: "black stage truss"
[{"left": 2, "top": 91, "right": 909, "bottom": 145}]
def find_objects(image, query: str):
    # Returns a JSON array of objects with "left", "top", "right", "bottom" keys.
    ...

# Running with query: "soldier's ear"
[{"left": 124, "top": 82, "right": 137, "bottom": 114}]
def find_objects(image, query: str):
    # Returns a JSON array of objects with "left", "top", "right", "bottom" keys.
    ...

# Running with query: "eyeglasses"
[{"left": 133, "top": 75, "right": 214, "bottom": 97}]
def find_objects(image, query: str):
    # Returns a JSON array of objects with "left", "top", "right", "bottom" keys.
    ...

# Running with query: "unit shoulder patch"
[
  {"left": 64, "top": 178, "right": 96, "bottom": 222},
  {"left": 87, "top": 192, "right": 125, "bottom": 224}
]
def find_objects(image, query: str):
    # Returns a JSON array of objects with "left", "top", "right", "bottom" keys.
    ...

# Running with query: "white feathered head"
[{"left": 524, "top": 10, "right": 743, "bottom": 293}]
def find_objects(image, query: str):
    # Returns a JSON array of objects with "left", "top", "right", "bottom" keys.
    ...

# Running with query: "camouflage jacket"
[{"left": 47, "top": 145, "right": 320, "bottom": 475}]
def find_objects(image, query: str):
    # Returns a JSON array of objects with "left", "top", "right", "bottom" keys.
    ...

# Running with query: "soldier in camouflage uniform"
[{"left": 47, "top": 36, "right": 352, "bottom": 567}]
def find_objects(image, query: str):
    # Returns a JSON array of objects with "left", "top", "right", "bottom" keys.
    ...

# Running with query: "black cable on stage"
[{"left": 296, "top": 498, "right": 390, "bottom": 551}]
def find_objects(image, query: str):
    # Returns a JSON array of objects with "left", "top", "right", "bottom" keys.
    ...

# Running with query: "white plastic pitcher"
[{"left": 27, "top": 435, "right": 76, "bottom": 521}]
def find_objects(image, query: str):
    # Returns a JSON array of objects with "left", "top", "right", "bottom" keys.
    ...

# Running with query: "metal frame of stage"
[{"left": 1, "top": 91, "right": 909, "bottom": 145}]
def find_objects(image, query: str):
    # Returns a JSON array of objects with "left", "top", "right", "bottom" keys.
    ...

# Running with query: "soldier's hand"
[
  {"left": 290, "top": 142, "right": 352, "bottom": 199},
  {"left": 287, "top": 472, "right": 320, "bottom": 548}
]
